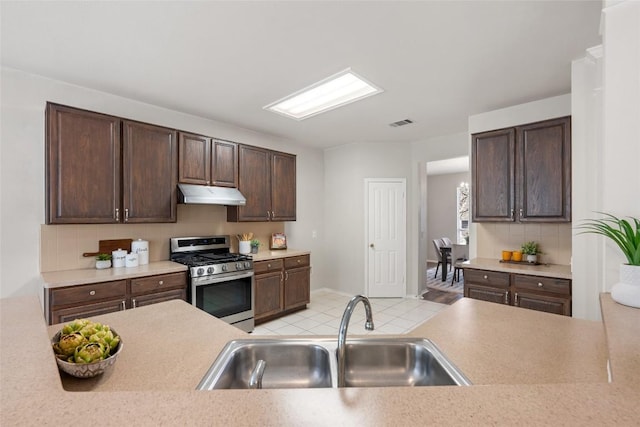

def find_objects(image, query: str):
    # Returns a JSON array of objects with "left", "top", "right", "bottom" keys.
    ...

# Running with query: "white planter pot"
[
  {"left": 526, "top": 254, "right": 537, "bottom": 264},
  {"left": 96, "top": 260, "right": 111, "bottom": 269},
  {"left": 611, "top": 264, "right": 640, "bottom": 308}
]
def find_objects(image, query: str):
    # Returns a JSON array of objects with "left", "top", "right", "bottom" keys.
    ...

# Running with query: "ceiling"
[{"left": 0, "top": 1, "right": 602, "bottom": 149}]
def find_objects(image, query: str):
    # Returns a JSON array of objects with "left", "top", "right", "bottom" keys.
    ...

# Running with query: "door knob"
[{"left": 369, "top": 243, "right": 374, "bottom": 248}]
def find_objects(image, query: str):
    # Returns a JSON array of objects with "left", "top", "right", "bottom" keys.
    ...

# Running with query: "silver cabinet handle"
[
  {"left": 514, "top": 292, "right": 519, "bottom": 306},
  {"left": 115, "top": 208, "right": 120, "bottom": 221},
  {"left": 125, "top": 208, "right": 129, "bottom": 222},
  {"left": 519, "top": 208, "right": 523, "bottom": 219},
  {"left": 504, "top": 291, "right": 509, "bottom": 304},
  {"left": 285, "top": 271, "right": 289, "bottom": 281},
  {"left": 272, "top": 211, "right": 275, "bottom": 219},
  {"left": 120, "top": 301, "right": 126, "bottom": 311},
  {"left": 132, "top": 298, "right": 137, "bottom": 309},
  {"left": 510, "top": 209, "right": 514, "bottom": 220}
]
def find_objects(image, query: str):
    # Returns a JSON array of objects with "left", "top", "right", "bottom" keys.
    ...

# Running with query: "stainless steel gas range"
[{"left": 170, "top": 235, "right": 254, "bottom": 332}]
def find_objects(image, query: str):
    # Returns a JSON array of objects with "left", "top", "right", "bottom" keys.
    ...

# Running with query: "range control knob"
[
  {"left": 196, "top": 268, "right": 205, "bottom": 276},
  {"left": 221, "top": 264, "right": 228, "bottom": 272},
  {"left": 236, "top": 262, "right": 243, "bottom": 270},
  {"left": 207, "top": 267, "right": 215, "bottom": 274},
  {"left": 244, "top": 261, "right": 252, "bottom": 269}
]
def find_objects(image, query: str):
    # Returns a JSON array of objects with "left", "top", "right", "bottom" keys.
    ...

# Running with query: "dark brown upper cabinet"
[
  {"left": 472, "top": 116, "right": 571, "bottom": 223},
  {"left": 178, "top": 132, "right": 238, "bottom": 187},
  {"left": 46, "top": 103, "right": 177, "bottom": 224},
  {"left": 227, "top": 145, "right": 296, "bottom": 222},
  {"left": 122, "top": 121, "right": 177, "bottom": 223}
]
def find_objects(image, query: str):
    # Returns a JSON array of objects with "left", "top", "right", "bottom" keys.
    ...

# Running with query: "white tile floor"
[{"left": 252, "top": 289, "right": 447, "bottom": 336}]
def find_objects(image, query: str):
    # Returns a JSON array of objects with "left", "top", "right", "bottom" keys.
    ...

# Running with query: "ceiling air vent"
[{"left": 389, "top": 119, "right": 414, "bottom": 127}]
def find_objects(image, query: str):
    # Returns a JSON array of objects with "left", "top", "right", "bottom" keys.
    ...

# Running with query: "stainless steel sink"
[
  {"left": 340, "top": 337, "right": 470, "bottom": 387},
  {"left": 197, "top": 337, "right": 471, "bottom": 390},
  {"left": 196, "top": 339, "right": 334, "bottom": 389}
]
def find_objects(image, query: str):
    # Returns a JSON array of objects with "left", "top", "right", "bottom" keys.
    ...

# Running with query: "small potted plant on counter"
[
  {"left": 521, "top": 241, "right": 540, "bottom": 264},
  {"left": 95, "top": 253, "right": 112, "bottom": 269},
  {"left": 250, "top": 239, "right": 261, "bottom": 254}
]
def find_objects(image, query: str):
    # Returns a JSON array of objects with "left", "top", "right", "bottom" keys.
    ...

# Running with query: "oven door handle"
[{"left": 192, "top": 270, "right": 254, "bottom": 286}]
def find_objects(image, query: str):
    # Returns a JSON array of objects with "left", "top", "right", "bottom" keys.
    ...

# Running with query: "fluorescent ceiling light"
[{"left": 264, "top": 68, "right": 383, "bottom": 120}]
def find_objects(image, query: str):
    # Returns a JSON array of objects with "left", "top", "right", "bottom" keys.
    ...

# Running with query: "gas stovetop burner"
[{"left": 169, "top": 236, "right": 254, "bottom": 277}]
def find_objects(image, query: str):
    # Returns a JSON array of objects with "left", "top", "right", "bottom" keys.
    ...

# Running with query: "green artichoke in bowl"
[{"left": 51, "top": 318, "right": 123, "bottom": 378}]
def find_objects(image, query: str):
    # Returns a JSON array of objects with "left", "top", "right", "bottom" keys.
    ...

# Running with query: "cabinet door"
[
  {"left": 212, "top": 140, "right": 238, "bottom": 187},
  {"left": 471, "top": 128, "right": 516, "bottom": 222},
  {"left": 131, "top": 289, "right": 186, "bottom": 308},
  {"left": 284, "top": 266, "right": 310, "bottom": 310},
  {"left": 123, "top": 121, "right": 178, "bottom": 223},
  {"left": 464, "top": 284, "right": 510, "bottom": 305},
  {"left": 46, "top": 103, "right": 121, "bottom": 224},
  {"left": 517, "top": 117, "right": 571, "bottom": 222},
  {"left": 228, "top": 145, "right": 271, "bottom": 221},
  {"left": 271, "top": 152, "right": 296, "bottom": 221},
  {"left": 513, "top": 291, "right": 571, "bottom": 316},
  {"left": 178, "top": 132, "right": 211, "bottom": 185},
  {"left": 254, "top": 271, "right": 283, "bottom": 320}
]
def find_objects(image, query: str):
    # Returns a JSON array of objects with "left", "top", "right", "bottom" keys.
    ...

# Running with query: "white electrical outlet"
[{"left": 312, "top": 230, "right": 317, "bottom": 238}]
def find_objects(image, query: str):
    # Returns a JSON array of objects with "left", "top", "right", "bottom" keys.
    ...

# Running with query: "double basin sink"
[{"left": 197, "top": 337, "right": 471, "bottom": 390}]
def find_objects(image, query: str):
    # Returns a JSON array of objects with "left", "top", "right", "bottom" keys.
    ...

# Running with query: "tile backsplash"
[
  {"left": 41, "top": 204, "right": 283, "bottom": 272},
  {"left": 475, "top": 223, "right": 572, "bottom": 265}
]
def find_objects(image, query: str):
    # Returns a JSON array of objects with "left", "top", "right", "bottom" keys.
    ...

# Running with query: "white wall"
[
  {"left": 0, "top": 67, "right": 326, "bottom": 298},
  {"left": 324, "top": 142, "right": 412, "bottom": 296}
]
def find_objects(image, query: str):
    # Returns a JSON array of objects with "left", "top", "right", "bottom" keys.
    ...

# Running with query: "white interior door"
[{"left": 366, "top": 179, "right": 406, "bottom": 297}]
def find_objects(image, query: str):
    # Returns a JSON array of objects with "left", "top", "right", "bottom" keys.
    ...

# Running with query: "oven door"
[{"left": 191, "top": 271, "right": 254, "bottom": 331}]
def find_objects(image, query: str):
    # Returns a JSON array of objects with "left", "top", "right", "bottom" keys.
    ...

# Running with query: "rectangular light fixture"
[{"left": 264, "top": 68, "right": 383, "bottom": 120}]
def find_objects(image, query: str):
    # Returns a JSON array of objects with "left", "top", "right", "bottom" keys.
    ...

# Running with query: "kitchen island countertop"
[
  {"left": 2, "top": 293, "right": 639, "bottom": 425},
  {"left": 462, "top": 257, "right": 572, "bottom": 279}
]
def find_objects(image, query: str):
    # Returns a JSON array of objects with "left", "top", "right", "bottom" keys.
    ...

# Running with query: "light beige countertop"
[
  {"left": 251, "top": 249, "right": 310, "bottom": 262},
  {"left": 2, "top": 294, "right": 639, "bottom": 425},
  {"left": 462, "top": 257, "right": 572, "bottom": 279},
  {"left": 41, "top": 261, "right": 188, "bottom": 288}
]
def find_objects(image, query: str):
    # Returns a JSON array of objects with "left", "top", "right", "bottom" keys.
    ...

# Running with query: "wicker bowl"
[{"left": 52, "top": 329, "right": 123, "bottom": 378}]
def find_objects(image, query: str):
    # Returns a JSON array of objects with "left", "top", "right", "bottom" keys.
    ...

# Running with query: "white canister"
[
  {"left": 239, "top": 241, "right": 251, "bottom": 255},
  {"left": 131, "top": 239, "right": 149, "bottom": 265},
  {"left": 125, "top": 253, "right": 139, "bottom": 268},
  {"left": 112, "top": 249, "right": 127, "bottom": 268}
]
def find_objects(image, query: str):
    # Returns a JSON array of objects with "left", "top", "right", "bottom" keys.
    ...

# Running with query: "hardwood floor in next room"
[{"left": 252, "top": 289, "right": 448, "bottom": 336}]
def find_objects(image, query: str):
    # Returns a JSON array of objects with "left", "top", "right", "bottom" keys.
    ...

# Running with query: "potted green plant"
[
  {"left": 250, "top": 239, "right": 261, "bottom": 254},
  {"left": 579, "top": 213, "right": 640, "bottom": 308},
  {"left": 520, "top": 241, "right": 540, "bottom": 264},
  {"left": 95, "top": 253, "right": 112, "bottom": 269}
]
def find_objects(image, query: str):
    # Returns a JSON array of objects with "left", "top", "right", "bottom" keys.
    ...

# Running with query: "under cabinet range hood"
[{"left": 178, "top": 184, "right": 246, "bottom": 206}]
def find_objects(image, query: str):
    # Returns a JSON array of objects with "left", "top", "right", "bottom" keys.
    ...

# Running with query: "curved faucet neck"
[{"left": 337, "top": 295, "right": 374, "bottom": 388}]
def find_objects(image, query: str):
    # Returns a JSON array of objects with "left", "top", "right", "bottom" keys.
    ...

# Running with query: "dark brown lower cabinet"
[
  {"left": 254, "top": 255, "right": 310, "bottom": 324},
  {"left": 46, "top": 272, "right": 187, "bottom": 325},
  {"left": 463, "top": 268, "right": 571, "bottom": 316}
]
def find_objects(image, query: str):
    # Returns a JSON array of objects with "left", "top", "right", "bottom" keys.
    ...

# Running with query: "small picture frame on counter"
[{"left": 270, "top": 233, "right": 287, "bottom": 250}]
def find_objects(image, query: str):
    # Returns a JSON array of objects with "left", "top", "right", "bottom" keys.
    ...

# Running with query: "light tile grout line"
[{"left": 252, "top": 289, "right": 447, "bottom": 336}]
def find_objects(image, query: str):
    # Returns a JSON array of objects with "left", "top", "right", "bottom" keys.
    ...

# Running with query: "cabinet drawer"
[
  {"left": 512, "top": 275, "right": 571, "bottom": 296},
  {"left": 284, "top": 254, "right": 310, "bottom": 269},
  {"left": 254, "top": 259, "right": 284, "bottom": 274},
  {"left": 50, "top": 280, "right": 127, "bottom": 307},
  {"left": 130, "top": 272, "right": 187, "bottom": 296},
  {"left": 463, "top": 269, "right": 510, "bottom": 288}
]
